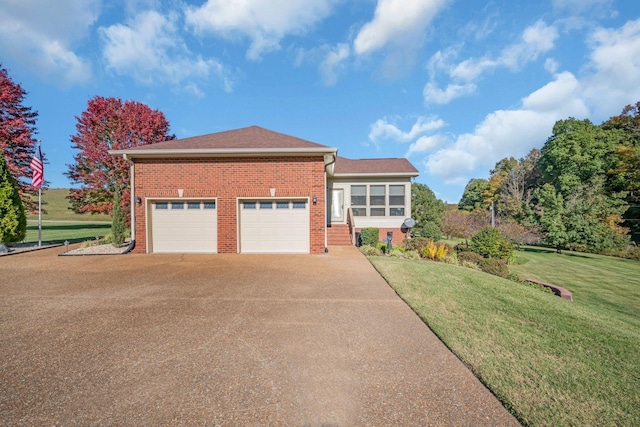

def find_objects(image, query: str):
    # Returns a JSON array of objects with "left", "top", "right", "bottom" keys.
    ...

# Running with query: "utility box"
[{"left": 386, "top": 231, "right": 393, "bottom": 252}]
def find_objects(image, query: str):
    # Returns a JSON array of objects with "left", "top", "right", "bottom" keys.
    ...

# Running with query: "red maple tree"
[
  {"left": 0, "top": 64, "right": 40, "bottom": 212},
  {"left": 66, "top": 96, "right": 175, "bottom": 218}
]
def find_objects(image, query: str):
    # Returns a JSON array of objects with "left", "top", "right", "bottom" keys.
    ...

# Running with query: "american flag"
[{"left": 30, "top": 145, "right": 44, "bottom": 189}]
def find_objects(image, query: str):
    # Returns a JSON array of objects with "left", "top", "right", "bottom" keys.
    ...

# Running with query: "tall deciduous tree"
[
  {"left": 458, "top": 178, "right": 489, "bottom": 212},
  {"left": 0, "top": 64, "right": 40, "bottom": 212},
  {"left": 603, "top": 102, "right": 640, "bottom": 243},
  {"left": 411, "top": 182, "right": 445, "bottom": 238},
  {"left": 66, "top": 96, "right": 175, "bottom": 218},
  {"left": 0, "top": 151, "right": 26, "bottom": 245}
]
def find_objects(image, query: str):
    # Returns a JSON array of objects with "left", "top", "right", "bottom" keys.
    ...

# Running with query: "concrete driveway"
[{"left": 1, "top": 245, "right": 519, "bottom": 426}]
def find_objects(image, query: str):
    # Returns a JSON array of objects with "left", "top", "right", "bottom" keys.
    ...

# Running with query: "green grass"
[
  {"left": 369, "top": 254, "right": 640, "bottom": 426},
  {"left": 27, "top": 188, "right": 111, "bottom": 222},
  {"left": 510, "top": 247, "right": 640, "bottom": 326},
  {"left": 24, "top": 221, "right": 111, "bottom": 244},
  {"left": 21, "top": 188, "right": 113, "bottom": 244}
]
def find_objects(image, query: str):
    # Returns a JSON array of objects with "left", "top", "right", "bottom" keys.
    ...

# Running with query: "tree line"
[{"left": 453, "top": 103, "right": 640, "bottom": 253}]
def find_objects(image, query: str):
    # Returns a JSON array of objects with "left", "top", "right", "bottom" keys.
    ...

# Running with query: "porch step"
[{"left": 327, "top": 224, "right": 353, "bottom": 246}]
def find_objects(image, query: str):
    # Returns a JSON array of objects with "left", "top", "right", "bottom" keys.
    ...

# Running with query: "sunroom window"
[
  {"left": 389, "top": 185, "right": 405, "bottom": 216},
  {"left": 351, "top": 185, "right": 366, "bottom": 216}
]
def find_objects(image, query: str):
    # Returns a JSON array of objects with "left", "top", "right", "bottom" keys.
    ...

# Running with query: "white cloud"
[
  {"left": 423, "top": 82, "right": 476, "bottom": 104},
  {"left": 0, "top": 0, "right": 98, "bottom": 84},
  {"left": 369, "top": 116, "right": 445, "bottom": 144},
  {"left": 450, "top": 20, "right": 558, "bottom": 82},
  {"left": 501, "top": 20, "right": 559, "bottom": 69},
  {"left": 406, "top": 134, "right": 447, "bottom": 156},
  {"left": 319, "top": 43, "right": 350, "bottom": 86},
  {"left": 425, "top": 72, "right": 588, "bottom": 183},
  {"left": 185, "top": 0, "right": 338, "bottom": 61},
  {"left": 582, "top": 18, "right": 640, "bottom": 119},
  {"left": 354, "top": 0, "right": 449, "bottom": 56},
  {"left": 100, "top": 10, "right": 235, "bottom": 93}
]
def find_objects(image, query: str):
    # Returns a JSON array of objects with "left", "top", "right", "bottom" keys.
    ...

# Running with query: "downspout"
[
  {"left": 323, "top": 152, "right": 337, "bottom": 253},
  {"left": 123, "top": 154, "right": 136, "bottom": 252}
]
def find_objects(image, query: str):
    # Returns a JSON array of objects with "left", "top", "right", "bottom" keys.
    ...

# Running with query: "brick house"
[{"left": 110, "top": 126, "right": 418, "bottom": 254}]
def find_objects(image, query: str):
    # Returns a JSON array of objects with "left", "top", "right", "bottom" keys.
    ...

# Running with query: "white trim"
[
  {"left": 333, "top": 172, "right": 418, "bottom": 178},
  {"left": 110, "top": 147, "right": 337, "bottom": 158}
]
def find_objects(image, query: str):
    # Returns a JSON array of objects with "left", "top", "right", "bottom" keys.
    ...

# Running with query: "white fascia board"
[
  {"left": 109, "top": 147, "right": 338, "bottom": 158},
  {"left": 332, "top": 172, "right": 419, "bottom": 178}
]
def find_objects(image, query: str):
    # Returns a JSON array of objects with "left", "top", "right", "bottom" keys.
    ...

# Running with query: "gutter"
[
  {"left": 108, "top": 147, "right": 338, "bottom": 158},
  {"left": 323, "top": 152, "right": 337, "bottom": 253}
]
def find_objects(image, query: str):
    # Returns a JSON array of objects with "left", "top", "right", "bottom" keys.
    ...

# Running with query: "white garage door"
[
  {"left": 240, "top": 200, "right": 309, "bottom": 254},
  {"left": 150, "top": 200, "right": 217, "bottom": 253}
]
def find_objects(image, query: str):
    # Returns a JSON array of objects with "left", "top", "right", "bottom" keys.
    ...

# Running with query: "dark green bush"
[
  {"left": 478, "top": 258, "right": 510, "bottom": 278},
  {"left": 454, "top": 242, "right": 472, "bottom": 253},
  {"left": 458, "top": 251, "right": 483, "bottom": 265},
  {"left": 359, "top": 228, "right": 379, "bottom": 247},
  {"left": 111, "top": 187, "right": 126, "bottom": 247},
  {"left": 415, "top": 221, "right": 442, "bottom": 240},
  {"left": 471, "top": 227, "right": 513, "bottom": 259}
]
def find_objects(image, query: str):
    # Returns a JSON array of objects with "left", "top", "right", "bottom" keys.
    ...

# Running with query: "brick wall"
[
  {"left": 355, "top": 227, "right": 407, "bottom": 247},
  {"left": 133, "top": 156, "right": 326, "bottom": 254}
]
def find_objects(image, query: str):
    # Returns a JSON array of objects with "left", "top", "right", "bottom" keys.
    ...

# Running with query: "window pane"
[
  {"left": 203, "top": 201, "right": 216, "bottom": 209},
  {"left": 370, "top": 185, "right": 385, "bottom": 206},
  {"left": 172, "top": 202, "right": 184, "bottom": 209},
  {"left": 352, "top": 207, "right": 366, "bottom": 216},
  {"left": 187, "top": 202, "right": 200, "bottom": 210},
  {"left": 260, "top": 201, "right": 273, "bottom": 209},
  {"left": 351, "top": 185, "right": 366, "bottom": 206},
  {"left": 155, "top": 202, "right": 168, "bottom": 210},
  {"left": 293, "top": 201, "right": 306, "bottom": 209},
  {"left": 243, "top": 201, "right": 256, "bottom": 209},
  {"left": 390, "top": 207, "right": 405, "bottom": 216},
  {"left": 276, "top": 201, "right": 289, "bottom": 209},
  {"left": 390, "top": 185, "right": 405, "bottom": 205},
  {"left": 370, "top": 207, "right": 385, "bottom": 216}
]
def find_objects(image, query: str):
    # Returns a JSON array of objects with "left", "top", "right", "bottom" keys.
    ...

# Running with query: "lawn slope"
[
  {"left": 370, "top": 255, "right": 639, "bottom": 427},
  {"left": 23, "top": 188, "right": 112, "bottom": 244}
]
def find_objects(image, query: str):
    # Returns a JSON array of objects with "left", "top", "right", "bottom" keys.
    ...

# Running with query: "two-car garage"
[{"left": 148, "top": 199, "right": 310, "bottom": 254}]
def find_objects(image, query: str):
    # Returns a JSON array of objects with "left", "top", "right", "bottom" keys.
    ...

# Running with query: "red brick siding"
[
  {"left": 133, "top": 156, "right": 326, "bottom": 254},
  {"left": 355, "top": 227, "right": 407, "bottom": 247}
]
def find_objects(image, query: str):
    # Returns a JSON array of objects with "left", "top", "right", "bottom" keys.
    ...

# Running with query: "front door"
[{"left": 330, "top": 189, "right": 344, "bottom": 223}]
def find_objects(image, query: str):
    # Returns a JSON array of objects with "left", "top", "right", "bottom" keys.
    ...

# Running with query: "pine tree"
[
  {"left": 111, "top": 186, "right": 126, "bottom": 247},
  {"left": 0, "top": 151, "right": 26, "bottom": 245}
]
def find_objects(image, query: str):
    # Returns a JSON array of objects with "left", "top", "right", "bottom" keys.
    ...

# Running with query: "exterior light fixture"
[
  {"left": 135, "top": 196, "right": 142, "bottom": 205},
  {"left": 313, "top": 195, "right": 317, "bottom": 205}
]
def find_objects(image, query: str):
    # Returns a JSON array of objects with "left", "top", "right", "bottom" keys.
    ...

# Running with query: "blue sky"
[{"left": 1, "top": 0, "right": 639, "bottom": 203}]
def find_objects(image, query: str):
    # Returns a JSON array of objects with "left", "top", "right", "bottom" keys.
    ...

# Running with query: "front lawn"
[
  {"left": 24, "top": 221, "right": 111, "bottom": 244},
  {"left": 369, "top": 254, "right": 639, "bottom": 426}
]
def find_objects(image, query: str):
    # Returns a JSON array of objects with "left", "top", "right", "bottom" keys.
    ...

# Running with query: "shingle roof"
[
  {"left": 333, "top": 156, "right": 419, "bottom": 176},
  {"left": 123, "top": 125, "right": 332, "bottom": 151}
]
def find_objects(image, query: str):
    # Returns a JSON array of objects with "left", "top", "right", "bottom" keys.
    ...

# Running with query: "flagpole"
[
  {"left": 37, "top": 140, "right": 42, "bottom": 247},
  {"left": 38, "top": 187, "right": 42, "bottom": 247}
]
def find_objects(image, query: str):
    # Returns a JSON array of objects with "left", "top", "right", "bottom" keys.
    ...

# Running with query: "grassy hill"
[
  {"left": 23, "top": 188, "right": 112, "bottom": 244},
  {"left": 27, "top": 188, "right": 111, "bottom": 222}
]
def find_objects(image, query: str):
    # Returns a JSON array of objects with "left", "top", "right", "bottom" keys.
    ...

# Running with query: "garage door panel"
[
  {"left": 240, "top": 200, "right": 309, "bottom": 254},
  {"left": 151, "top": 201, "right": 217, "bottom": 253}
]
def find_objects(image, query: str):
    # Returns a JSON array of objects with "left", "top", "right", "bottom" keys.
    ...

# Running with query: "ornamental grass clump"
[{"left": 420, "top": 240, "right": 449, "bottom": 261}]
